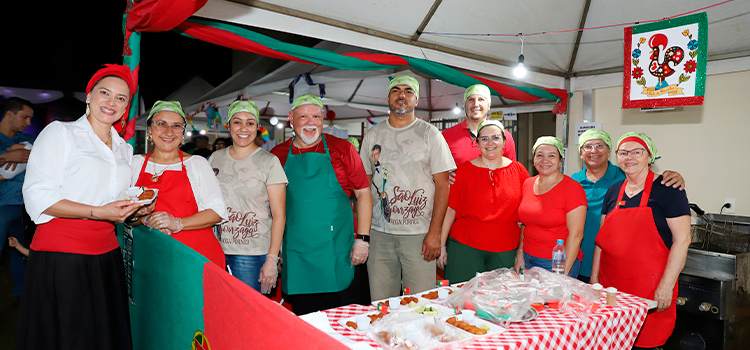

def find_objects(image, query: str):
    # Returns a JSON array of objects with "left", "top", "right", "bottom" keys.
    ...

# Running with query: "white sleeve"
[
  {"left": 22, "top": 122, "right": 69, "bottom": 223},
  {"left": 187, "top": 156, "right": 228, "bottom": 222}
]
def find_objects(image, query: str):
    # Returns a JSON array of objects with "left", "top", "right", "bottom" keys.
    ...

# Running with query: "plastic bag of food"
[
  {"left": 368, "top": 312, "right": 472, "bottom": 350},
  {"left": 559, "top": 277, "right": 601, "bottom": 321}
]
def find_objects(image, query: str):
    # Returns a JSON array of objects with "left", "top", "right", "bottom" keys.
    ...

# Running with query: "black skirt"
[{"left": 16, "top": 248, "right": 132, "bottom": 350}]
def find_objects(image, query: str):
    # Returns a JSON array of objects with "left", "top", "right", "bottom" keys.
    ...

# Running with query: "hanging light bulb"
[
  {"left": 269, "top": 116, "right": 279, "bottom": 125},
  {"left": 199, "top": 129, "right": 207, "bottom": 135},
  {"left": 276, "top": 122, "right": 284, "bottom": 129},
  {"left": 513, "top": 34, "right": 527, "bottom": 79},
  {"left": 453, "top": 103, "right": 461, "bottom": 114}
]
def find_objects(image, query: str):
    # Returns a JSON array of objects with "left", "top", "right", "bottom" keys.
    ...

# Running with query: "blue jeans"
[
  {"left": 523, "top": 251, "right": 581, "bottom": 278},
  {"left": 0, "top": 205, "right": 26, "bottom": 296},
  {"left": 226, "top": 254, "right": 266, "bottom": 293}
]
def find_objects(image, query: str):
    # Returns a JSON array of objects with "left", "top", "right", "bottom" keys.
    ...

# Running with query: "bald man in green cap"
[
  {"left": 442, "top": 84, "right": 516, "bottom": 170},
  {"left": 270, "top": 94, "right": 373, "bottom": 315},
  {"left": 359, "top": 75, "right": 456, "bottom": 301}
]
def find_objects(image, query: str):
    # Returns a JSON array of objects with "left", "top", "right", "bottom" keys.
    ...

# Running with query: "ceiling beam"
[
  {"left": 347, "top": 79, "right": 365, "bottom": 103},
  {"left": 566, "top": 0, "right": 592, "bottom": 76},
  {"left": 228, "top": 0, "right": 567, "bottom": 78},
  {"left": 411, "top": 0, "right": 443, "bottom": 42}
]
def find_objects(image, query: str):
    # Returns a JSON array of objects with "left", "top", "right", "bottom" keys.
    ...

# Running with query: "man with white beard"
[{"left": 270, "top": 94, "right": 373, "bottom": 315}]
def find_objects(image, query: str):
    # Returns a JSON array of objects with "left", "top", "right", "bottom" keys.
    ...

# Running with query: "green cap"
[
  {"left": 388, "top": 75, "right": 420, "bottom": 99},
  {"left": 617, "top": 132, "right": 661, "bottom": 164},
  {"left": 476, "top": 119, "right": 505, "bottom": 137},
  {"left": 578, "top": 129, "right": 612, "bottom": 151},
  {"left": 463, "top": 84, "right": 492, "bottom": 108},
  {"left": 533, "top": 136, "right": 564, "bottom": 157},
  {"left": 291, "top": 94, "right": 324, "bottom": 111},
  {"left": 228, "top": 100, "right": 259, "bottom": 121},
  {"left": 148, "top": 100, "right": 186, "bottom": 122}
]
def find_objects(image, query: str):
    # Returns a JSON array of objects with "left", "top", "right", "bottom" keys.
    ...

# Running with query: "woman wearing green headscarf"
[{"left": 515, "top": 136, "right": 587, "bottom": 277}]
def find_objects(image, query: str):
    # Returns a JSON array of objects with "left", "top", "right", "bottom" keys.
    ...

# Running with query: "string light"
[
  {"left": 513, "top": 34, "right": 527, "bottom": 79},
  {"left": 453, "top": 103, "right": 461, "bottom": 114},
  {"left": 269, "top": 116, "right": 279, "bottom": 125}
]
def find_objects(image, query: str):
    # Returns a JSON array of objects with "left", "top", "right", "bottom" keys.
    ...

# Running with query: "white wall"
[{"left": 566, "top": 69, "right": 750, "bottom": 216}]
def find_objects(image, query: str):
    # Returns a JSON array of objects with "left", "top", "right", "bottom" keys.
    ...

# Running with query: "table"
[{"left": 323, "top": 292, "right": 649, "bottom": 349}]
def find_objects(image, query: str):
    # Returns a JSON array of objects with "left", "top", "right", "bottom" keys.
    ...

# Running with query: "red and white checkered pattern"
[{"left": 324, "top": 291, "right": 648, "bottom": 349}]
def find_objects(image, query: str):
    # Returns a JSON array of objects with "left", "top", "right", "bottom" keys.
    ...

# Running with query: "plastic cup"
[
  {"left": 388, "top": 297, "right": 401, "bottom": 310},
  {"left": 356, "top": 315, "right": 370, "bottom": 331},
  {"left": 592, "top": 283, "right": 603, "bottom": 296},
  {"left": 438, "top": 288, "right": 449, "bottom": 299},
  {"left": 606, "top": 287, "right": 617, "bottom": 306},
  {"left": 461, "top": 309, "right": 476, "bottom": 321}
]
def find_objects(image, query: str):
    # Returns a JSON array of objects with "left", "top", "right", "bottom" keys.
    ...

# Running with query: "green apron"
[{"left": 281, "top": 136, "right": 355, "bottom": 295}]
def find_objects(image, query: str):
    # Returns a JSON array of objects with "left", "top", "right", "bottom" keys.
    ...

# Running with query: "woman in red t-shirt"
[
  {"left": 438, "top": 120, "right": 529, "bottom": 283},
  {"left": 515, "top": 136, "right": 587, "bottom": 277}
]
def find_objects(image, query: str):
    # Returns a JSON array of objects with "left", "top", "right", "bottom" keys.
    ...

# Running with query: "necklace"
[
  {"left": 479, "top": 158, "right": 499, "bottom": 186},
  {"left": 150, "top": 153, "right": 178, "bottom": 182},
  {"left": 626, "top": 182, "right": 643, "bottom": 197},
  {"left": 294, "top": 139, "right": 322, "bottom": 155}
]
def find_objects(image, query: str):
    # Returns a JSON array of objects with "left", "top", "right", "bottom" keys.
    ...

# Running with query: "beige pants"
[{"left": 367, "top": 229, "right": 437, "bottom": 301}]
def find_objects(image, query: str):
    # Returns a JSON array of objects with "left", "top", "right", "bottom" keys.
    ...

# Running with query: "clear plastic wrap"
[{"left": 367, "top": 312, "right": 472, "bottom": 350}]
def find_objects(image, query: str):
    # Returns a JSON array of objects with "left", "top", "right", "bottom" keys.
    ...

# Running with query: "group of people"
[{"left": 6, "top": 64, "right": 691, "bottom": 350}]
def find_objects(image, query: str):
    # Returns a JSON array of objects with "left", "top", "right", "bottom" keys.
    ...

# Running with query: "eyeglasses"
[
  {"left": 615, "top": 148, "right": 647, "bottom": 158},
  {"left": 582, "top": 143, "right": 607, "bottom": 152},
  {"left": 152, "top": 120, "right": 186, "bottom": 133},
  {"left": 477, "top": 134, "right": 503, "bottom": 143}
]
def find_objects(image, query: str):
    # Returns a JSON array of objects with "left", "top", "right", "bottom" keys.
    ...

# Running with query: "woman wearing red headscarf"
[{"left": 20, "top": 64, "right": 149, "bottom": 349}]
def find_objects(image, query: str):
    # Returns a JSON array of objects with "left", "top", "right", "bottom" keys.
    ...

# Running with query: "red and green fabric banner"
[
  {"left": 119, "top": 224, "right": 348, "bottom": 350},
  {"left": 173, "top": 18, "right": 571, "bottom": 113}
]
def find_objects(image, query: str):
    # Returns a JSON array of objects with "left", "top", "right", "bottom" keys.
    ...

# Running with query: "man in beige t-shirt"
[{"left": 360, "top": 75, "right": 456, "bottom": 301}]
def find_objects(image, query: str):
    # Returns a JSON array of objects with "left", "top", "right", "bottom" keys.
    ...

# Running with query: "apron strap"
[
  {"left": 140, "top": 152, "right": 152, "bottom": 174},
  {"left": 615, "top": 170, "right": 655, "bottom": 209}
]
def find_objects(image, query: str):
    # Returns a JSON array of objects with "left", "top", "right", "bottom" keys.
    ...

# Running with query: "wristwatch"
[{"left": 355, "top": 233, "right": 370, "bottom": 242}]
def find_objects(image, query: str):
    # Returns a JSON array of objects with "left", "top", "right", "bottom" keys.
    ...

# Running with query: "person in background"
[
  {"left": 20, "top": 64, "right": 148, "bottom": 349},
  {"left": 571, "top": 129, "right": 685, "bottom": 282},
  {"left": 438, "top": 120, "right": 528, "bottom": 283},
  {"left": 192, "top": 134, "right": 213, "bottom": 158},
  {"left": 270, "top": 94, "right": 372, "bottom": 315},
  {"left": 591, "top": 132, "right": 690, "bottom": 350},
  {"left": 131, "top": 101, "right": 227, "bottom": 267},
  {"left": 442, "top": 84, "right": 516, "bottom": 167},
  {"left": 0, "top": 97, "right": 35, "bottom": 305},
  {"left": 8, "top": 236, "right": 29, "bottom": 257},
  {"left": 515, "top": 136, "right": 587, "bottom": 277},
  {"left": 210, "top": 100, "right": 287, "bottom": 294},
  {"left": 360, "top": 76, "right": 456, "bottom": 301},
  {"left": 212, "top": 137, "right": 228, "bottom": 151}
]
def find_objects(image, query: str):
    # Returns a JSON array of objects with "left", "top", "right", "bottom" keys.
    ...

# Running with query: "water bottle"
[{"left": 551, "top": 239, "right": 566, "bottom": 274}]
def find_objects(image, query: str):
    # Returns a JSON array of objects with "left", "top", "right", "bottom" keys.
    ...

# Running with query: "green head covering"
[
  {"left": 578, "top": 129, "right": 612, "bottom": 151},
  {"left": 463, "top": 84, "right": 492, "bottom": 108},
  {"left": 228, "top": 100, "right": 259, "bottom": 121},
  {"left": 617, "top": 132, "right": 661, "bottom": 164},
  {"left": 148, "top": 100, "right": 186, "bottom": 122},
  {"left": 476, "top": 119, "right": 505, "bottom": 137},
  {"left": 388, "top": 75, "right": 420, "bottom": 99},
  {"left": 291, "top": 94, "right": 324, "bottom": 111},
  {"left": 533, "top": 136, "right": 564, "bottom": 158}
]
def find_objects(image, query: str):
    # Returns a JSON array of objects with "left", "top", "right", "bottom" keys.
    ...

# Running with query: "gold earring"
[
  {"left": 85, "top": 100, "right": 91, "bottom": 116},
  {"left": 147, "top": 133, "right": 153, "bottom": 142}
]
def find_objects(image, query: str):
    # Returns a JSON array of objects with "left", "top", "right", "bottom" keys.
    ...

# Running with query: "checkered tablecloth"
[{"left": 323, "top": 292, "right": 648, "bottom": 350}]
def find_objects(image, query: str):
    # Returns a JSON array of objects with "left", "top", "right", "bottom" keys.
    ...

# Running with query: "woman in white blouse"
[
  {"left": 20, "top": 64, "right": 146, "bottom": 349},
  {"left": 209, "top": 100, "right": 287, "bottom": 294},
  {"left": 131, "top": 100, "right": 227, "bottom": 267}
]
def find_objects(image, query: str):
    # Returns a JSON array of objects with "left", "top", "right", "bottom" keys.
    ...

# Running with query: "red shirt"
[
  {"left": 448, "top": 160, "right": 529, "bottom": 252},
  {"left": 442, "top": 120, "right": 516, "bottom": 165},
  {"left": 270, "top": 134, "right": 369, "bottom": 198},
  {"left": 517, "top": 175, "right": 587, "bottom": 260}
]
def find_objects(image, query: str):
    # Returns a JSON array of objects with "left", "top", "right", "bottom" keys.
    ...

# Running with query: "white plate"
[
  {"left": 441, "top": 314, "right": 507, "bottom": 337},
  {"left": 371, "top": 296, "right": 425, "bottom": 311},
  {"left": 126, "top": 187, "right": 158, "bottom": 205},
  {"left": 417, "top": 287, "right": 456, "bottom": 304},
  {"left": 337, "top": 311, "right": 387, "bottom": 333},
  {"left": 366, "top": 314, "right": 473, "bottom": 348}
]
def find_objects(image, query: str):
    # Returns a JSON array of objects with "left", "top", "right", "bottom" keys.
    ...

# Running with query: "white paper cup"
[
  {"left": 438, "top": 288, "right": 449, "bottom": 299},
  {"left": 388, "top": 297, "right": 401, "bottom": 310},
  {"left": 592, "top": 283, "right": 603, "bottom": 296},
  {"left": 461, "top": 309, "right": 476, "bottom": 321},
  {"left": 356, "top": 315, "right": 370, "bottom": 331}
]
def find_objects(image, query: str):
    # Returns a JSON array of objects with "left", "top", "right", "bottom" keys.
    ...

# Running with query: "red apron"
[
  {"left": 595, "top": 170, "right": 677, "bottom": 347},
  {"left": 136, "top": 151, "right": 225, "bottom": 268}
]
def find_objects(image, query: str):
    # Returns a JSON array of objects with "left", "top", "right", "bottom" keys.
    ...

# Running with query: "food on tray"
[
  {"left": 346, "top": 321, "right": 358, "bottom": 330},
  {"left": 456, "top": 283, "right": 466, "bottom": 288},
  {"left": 412, "top": 305, "right": 439, "bottom": 316},
  {"left": 401, "top": 296, "right": 418, "bottom": 305},
  {"left": 445, "top": 317, "right": 488, "bottom": 335},
  {"left": 368, "top": 312, "right": 386, "bottom": 323},
  {"left": 421, "top": 289, "right": 451, "bottom": 300},
  {"left": 139, "top": 189, "right": 155, "bottom": 200}
]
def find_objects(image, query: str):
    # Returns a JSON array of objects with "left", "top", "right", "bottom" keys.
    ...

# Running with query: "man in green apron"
[{"left": 271, "top": 94, "right": 373, "bottom": 315}]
